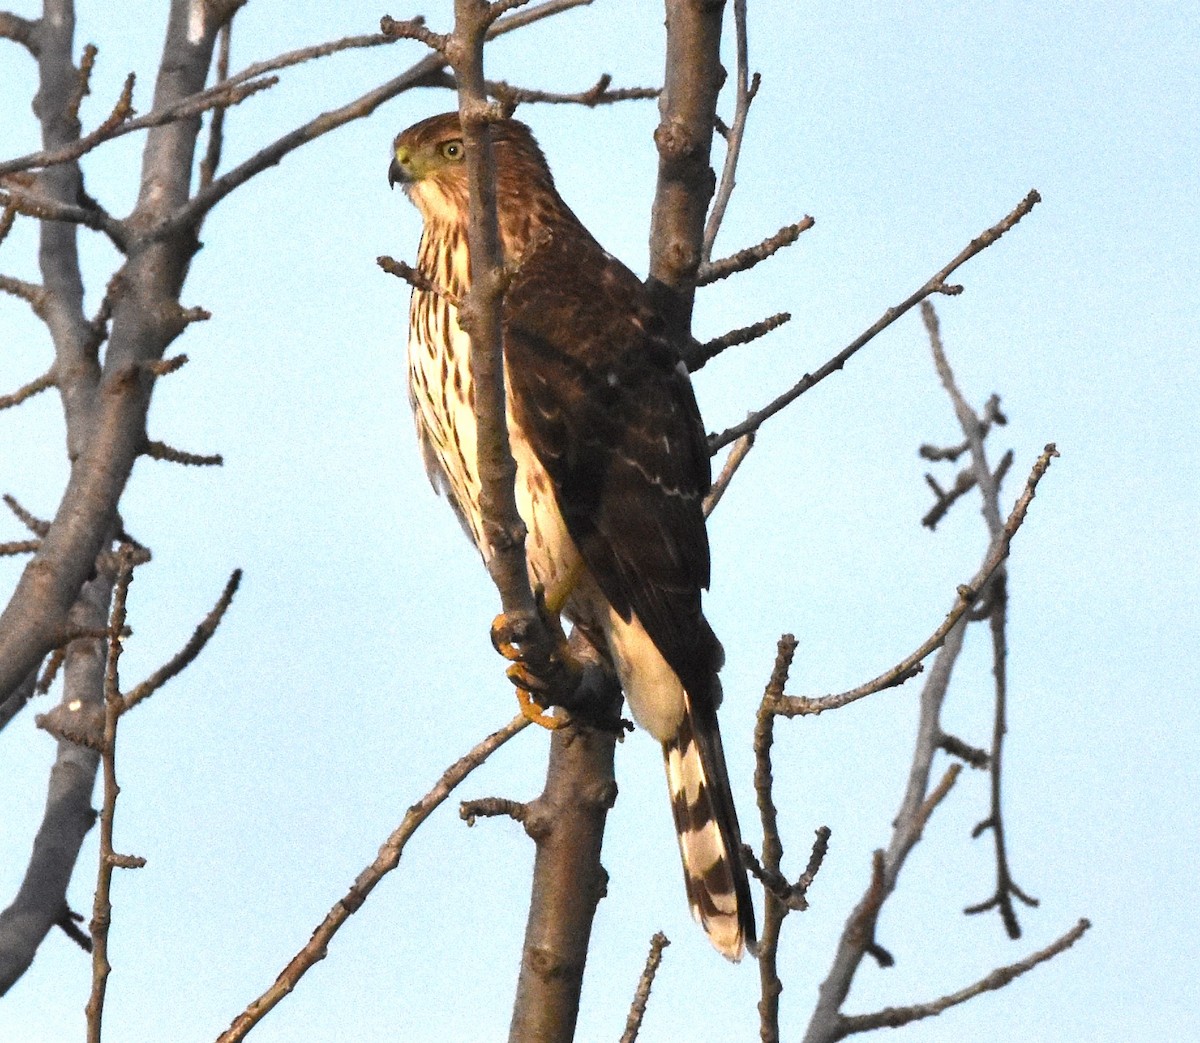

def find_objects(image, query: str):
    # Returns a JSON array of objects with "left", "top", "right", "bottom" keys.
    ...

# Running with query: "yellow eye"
[{"left": 441, "top": 140, "right": 464, "bottom": 161}]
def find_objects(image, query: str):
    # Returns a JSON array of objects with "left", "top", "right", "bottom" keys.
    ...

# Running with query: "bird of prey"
[{"left": 389, "top": 112, "right": 755, "bottom": 960}]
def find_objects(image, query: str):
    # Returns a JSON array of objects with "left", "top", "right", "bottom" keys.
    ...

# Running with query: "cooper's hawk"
[{"left": 389, "top": 112, "right": 755, "bottom": 960}]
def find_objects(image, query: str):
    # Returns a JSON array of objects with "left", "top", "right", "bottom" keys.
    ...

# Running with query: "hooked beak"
[{"left": 388, "top": 155, "right": 404, "bottom": 190}]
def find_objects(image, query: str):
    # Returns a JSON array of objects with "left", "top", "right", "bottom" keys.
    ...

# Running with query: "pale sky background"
[{"left": 1, "top": 1, "right": 1197, "bottom": 1041}]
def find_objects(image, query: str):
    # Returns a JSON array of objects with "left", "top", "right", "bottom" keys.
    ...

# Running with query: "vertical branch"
[
  {"left": 507, "top": 671, "right": 621, "bottom": 1043},
  {"left": 84, "top": 548, "right": 136, "bottom": 1042},
  {"left": 646, "top": 0, "right": 726, "bottom": 337},
  {"left": 447, "top": 0, "right": 537, "bottom": 626},
  {"left": 925, "top": 302, "right": 1036, "bottom": 938},
  {"left": 0, "top": 541, "right": 115, "bottom": 995},
  {"left": 755, "top": 635, "right": 797, "bottom": 1043}
]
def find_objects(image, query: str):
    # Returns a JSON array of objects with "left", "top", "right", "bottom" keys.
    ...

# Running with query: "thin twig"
[
  {"left": 923, "top": 301, "right": 1035, "bottom": 939},
  {"left": 488, "top": 73, "right": 658, "bottom": 107},
  {"left": 755, "top": 635, "right": 797, "bottom": 1043},
  {"left": 85, "top": 548, "right": 143, "bottom": 1043},
  {"left": 702, "top": 432, "right": 754, "bottom": 517},
  {"left": 3, "top": 493, "right": 49, "bottom": 536},
  {"left": 215, "top": 714, "right": 530, "bottom": 1043},
  {"left": 618, "top": 932, "right": 670, "bottom": 1043},
  {"left": 143, "top": 440, "right": 223, "bottom": 467},
  {"left": 769, "top": 443, "right": 1059, "bottom": 719},
  {"left": 0, "top": 371, "right": 56, "bottom": 410},
  {"left": 837, "top": 919, "right": 1091, "bottom": 1037},
  {"left": 122, "top": 570, "right": 241, "bottom": 712},
  {"left": 459, "top": 796, "right": 528, "bottom": 826},
  {"left": 688, "top": 311, "right": 790, "bottom": 372},
  {"left": 698, "top": 216, "right": 812, "bottom": 286},
  {"left": 709, "top": 190, "right": 1042, "bottom": 452},
  {"left": 199, "top": 16, "right": 234, "bottom": 189},
  {"left": 701, "top": 0, "right": 757, "bottom": 261}
]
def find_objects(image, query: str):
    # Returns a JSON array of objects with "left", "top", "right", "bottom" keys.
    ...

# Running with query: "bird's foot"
[{"left": 490, "top": 589, "right": 583, "bottom": 731}]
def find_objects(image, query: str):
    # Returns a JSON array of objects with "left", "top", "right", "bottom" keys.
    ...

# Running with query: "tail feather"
[{"left": 663, "top": 697, "right": 756, "bottom": 961}]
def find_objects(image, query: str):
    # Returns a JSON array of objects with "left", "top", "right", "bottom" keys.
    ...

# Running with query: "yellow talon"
[{"left": 517, "top": 687, "right": 566, "bottom": 730}]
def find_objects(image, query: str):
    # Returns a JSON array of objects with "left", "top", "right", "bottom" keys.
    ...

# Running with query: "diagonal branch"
[
  {"left": 122, "top": 569, "right": 240, "bottom": 712},
  {"left": 0, "top": 11, "right": 39, "bottom": 56},
  {"left": 618, "top": 932, "right": 670, "bottom": 1043},
  {"left": 161, "top": 0, "right": 589, "bottom": 237},
  {"left": 708, "top": 190, "right": 1042, "bottom": 452},
  {"left": 837, "top": 919, "right": 1091, "bottom": 1038},
  {"left": 770, "top": 444, "right": 1058, "bottom": 720},
  {"left": 215, "top": 713, "right": 530, "bottom": 1043}
]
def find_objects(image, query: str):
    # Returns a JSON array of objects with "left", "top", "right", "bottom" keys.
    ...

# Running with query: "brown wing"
[{"left": 502, "top": 229, "right": 720, "bottom": 703}]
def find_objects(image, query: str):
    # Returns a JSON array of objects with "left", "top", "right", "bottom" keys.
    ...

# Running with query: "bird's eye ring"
[{"left": 441, "top": 140, "right": 464, "bottom": 161}]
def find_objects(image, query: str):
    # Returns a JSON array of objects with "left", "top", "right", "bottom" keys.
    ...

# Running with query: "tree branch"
[
  {"left": 702, "top": 0, "right": 757, "bottom": 262},
  {"left": 837, "top": 919, "right": 1091, "bottom": 1038},
  {"left": 768, "top": 443, "right": 1058, "bottom": 721},
  {"left": 618, "top": 932, "right": 670, "bottom": 1043},
  {"left": 708, "top": 190, "right": 1042, "bottom": 452},
  {"left": 646, "top": 0, "right": 726, "bottom": 337},
  {"left": 216, "top": 713, "right": 531, "bottom": 1043},
  {"left": 0, "top": 11, "right": 39, "bottom": 56}
]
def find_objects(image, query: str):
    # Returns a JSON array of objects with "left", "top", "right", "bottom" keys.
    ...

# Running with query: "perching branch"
[{"left": 708, "top": 190, "right": 1042, "bottom": 452}]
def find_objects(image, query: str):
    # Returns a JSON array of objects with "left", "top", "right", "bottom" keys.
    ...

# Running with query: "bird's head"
[
  {"left": 389, "top": 112, "right": 470, "bottom": 226},
  {"left": 389, "top": 112, "right": 558, "bottom": 231}
]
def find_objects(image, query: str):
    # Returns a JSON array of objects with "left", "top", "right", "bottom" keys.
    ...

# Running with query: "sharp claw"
[{"left": 517, "top": 687, "right": 566, "bottom": 730}]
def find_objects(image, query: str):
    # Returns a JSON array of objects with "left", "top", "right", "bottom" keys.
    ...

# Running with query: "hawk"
[{"left": 389, "top": 112, "right": 755, "bottom": 960}]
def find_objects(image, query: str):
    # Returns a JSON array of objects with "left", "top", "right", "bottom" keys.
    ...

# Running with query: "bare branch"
[
  {"left": 199, "top": 17, "right": 234, "bottom": 189},
  {"left": 0, "top": 370, "right": 55, "bottom": 410},
  {"left": 379, "top": 14, "right": 449, "bottom": 50},
  {"left": 122, "top": 569, "right": 240, "bottom": 712},
  {"left": 645, "top": 0, "right": 725, "bottom": 336},
  {"left": 142, "top": 440, "right": 223, "bottom": 467},
  {"left": 940, "top": 732, "right": 990, "bottom": 769},
  {"left": 378, "top": 254, "right": 462, "bottom": 306},
  {"left": 0, "top": 539, "right": 40, "bottom": 556},
  {"left": 0, "top": 11, "right": 40, "bottom": 56},
  {"left": 0, "top": 274, "right": 49, "bottom": 316},
  {"left": 143, "top": 353, "right": 188, "bottom": 377},
  {"left": 754, "top": 635, "right": 797, "bottom": 1043},
  {"left": 703, "top": 432, "right": 754, "bottom": 517},
  {"left": 216, "top": 714, "right": 531, "bottom": 1043},
  {"left": 698, "top": 216, "right": 812, "bottom": 286},
  {"left": 771, "top": 444, "right": 1058, "bottom": 720},
  {"left": 709, "top": 190, "right": 1042, "bottom": 452},
  {"left": 4, "top": 493, "right": 49, "bottom": 536},
  {"left": 459, "top": 795, "right": 529, "bottom": 826},
  {"left": 688, "top": 310, "right": 790, "bottom": 371},
  {"left": 488, "top": 73, "right": 658, "bottom": 107},
  {"left": 0, "top": 549, "right": 115, "bottom": 995},
  {"left": 702, "top": 0, "right": 758, "bottom": 261},
  {"left": 923, "top": 301, "right": 1035, "bottom": 938},
  {"left": 618, "top": 932, "right": 670, "bottom": 1043},
  {"left": 838, "top": 919, "right": 1091, "bottom": 1038},
  {"left": 86, "top": 547, "right": 140, "bottom": 1043},
  {"left": 0, "top": 182, "right": 125, "bottom": 247}
]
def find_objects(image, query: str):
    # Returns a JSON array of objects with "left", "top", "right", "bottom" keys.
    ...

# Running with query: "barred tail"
[{"left": 663, "top": 695, "right": 756, "bottom": 961}]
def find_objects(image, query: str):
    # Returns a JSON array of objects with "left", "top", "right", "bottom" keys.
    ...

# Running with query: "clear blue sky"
[{"left": 2, "top": 1, "right": 1196, "bottom": 1040}]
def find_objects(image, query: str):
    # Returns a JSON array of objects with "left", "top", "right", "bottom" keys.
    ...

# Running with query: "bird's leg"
[{"left": 490, "top": 568, "right": 586, "bottom": 730}]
